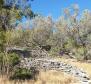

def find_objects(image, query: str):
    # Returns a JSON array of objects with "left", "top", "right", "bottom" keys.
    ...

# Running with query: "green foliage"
[
  {"left": 10, "top": 68, "right": 39, "bottom": 80},
  {"left": 77, "top": 47, "right": 84, "bottom": 55},
  {"left": 0, "top": 52, "right": 5, "bottom": 65},
  {"left": 49, "top": 47, "right": 60, "bottom": 56},
  {"left": 0, "top": 52, "right": 20, "bottom": 74},
  {"left": 10, "top": 68, "right": 32, "bottom": 80},
  {"left": 0, "top": 0, "right": 3, "bottom": 6},
  {"left": 0, "top": 0, "right": 35, "bottom": 30},
  {"left": 7, "top": 53, "right": 20, "bottom": 66},
  {"left": 75, "top": 47, "right": 84, "bottom": 60},
  {"left": 0, "top": 30, "right": 6, "bottom": 52}
]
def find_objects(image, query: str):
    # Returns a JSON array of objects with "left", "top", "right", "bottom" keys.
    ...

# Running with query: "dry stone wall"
[{"left": 20, "top": 58, "right": 91, "bottom": 84}]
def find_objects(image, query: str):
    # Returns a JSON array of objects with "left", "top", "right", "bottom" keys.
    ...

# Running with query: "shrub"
[
  {"left": 49, "top": 47, "right": 60, "bottom": 56},
  {"left": 10, "top": 67, "right": 39, "bottom": 80},
  {"left": 74, "top": 47, "right": 85, "bottom": 60},
  {"left": 0, "top": 53, "right": 20, "bottom": 74},
  {"left": 7, "top": 53, "right": 20, "bottom": 66}
]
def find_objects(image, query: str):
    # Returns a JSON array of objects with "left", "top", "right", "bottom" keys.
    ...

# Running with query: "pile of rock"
[
  {"left": 7, "top": 47, "right": 49, "bottom": 58},
  {"left": 31, "top": 49, "right": 49, "bottom": 58},
  {"left": 20, "top": 58, "right": 91, "bottom": 84}
]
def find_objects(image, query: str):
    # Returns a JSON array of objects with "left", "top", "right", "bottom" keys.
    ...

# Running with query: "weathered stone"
[{"left": 20, "top": 58, "right": 91, "bottom": 83}]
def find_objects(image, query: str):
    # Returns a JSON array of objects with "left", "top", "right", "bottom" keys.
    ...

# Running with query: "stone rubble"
[{"left": 20, "top": 58, "right": 91, "bottom": 84}]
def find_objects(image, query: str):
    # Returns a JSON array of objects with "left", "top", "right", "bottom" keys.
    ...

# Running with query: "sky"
[{"left": 31, "top": 0, "right": 91, "bottom": 20}]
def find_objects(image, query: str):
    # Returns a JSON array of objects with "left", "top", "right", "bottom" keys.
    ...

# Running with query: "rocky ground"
[
  {"left": 7, "top": 48, "right": 91, "bottom": 84},
  {"left": 20, "top": 58, "right": 91, "bottom": 84}
]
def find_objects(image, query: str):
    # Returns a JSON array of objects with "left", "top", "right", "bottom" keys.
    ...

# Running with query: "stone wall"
[
  {"left": 20, "top": 58, "right": 91, "bottom": 84},
  {"left": 7, "top": 47, "right": 49, "bottom": 58}
]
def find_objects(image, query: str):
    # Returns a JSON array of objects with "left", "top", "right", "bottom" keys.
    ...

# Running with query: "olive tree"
[{"left": 31, "top": 16, "right": 53, "bottom": 47}]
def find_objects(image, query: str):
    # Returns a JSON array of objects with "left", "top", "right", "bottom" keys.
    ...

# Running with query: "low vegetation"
[
  {"left": 10, "top": 67, "right": 39, "bottom": 80},
  {"left": 0, "top": 0, "right": 91, "bottom": 84},
  {"left": 0, "top": 70, "right": 77, "bottom": 84}
]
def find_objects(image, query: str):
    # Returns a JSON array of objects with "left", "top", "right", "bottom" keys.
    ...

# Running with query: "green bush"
[
  {"left": 74, "top": 47, "right": 86, "bottom": 60},
  {"left": 8, "top": 53, "right": 20, "bottom": 66},
  {"left": 10, "top": 67, "right": 39, "bottom": 80},
  {"left": 49, "top": 47, "right": 60, "bottom": 56},
  {"left": 0, "top": 53, "right": 20, "bottom": 74},
  {"left": 0, "top": 53, "right": 20, "bottom": 67}
]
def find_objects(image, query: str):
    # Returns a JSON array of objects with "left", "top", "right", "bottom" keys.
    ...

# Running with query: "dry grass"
[
  {"left": 0, "top": 75, "right": 34, "bottom": 84},
  {"left": 35, "top": 70, "right": 77, "bottom": 84},
  {"left": 0, "top": 70, "right": 77, "bottom": 84},
  {"left": 57, "top": 57, "right": 91, "bottom": 78}
]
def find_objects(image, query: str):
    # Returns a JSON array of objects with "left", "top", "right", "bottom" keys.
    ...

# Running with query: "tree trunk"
[{"left": 83, "top": 45, "right": 88, "bottom": 60}]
